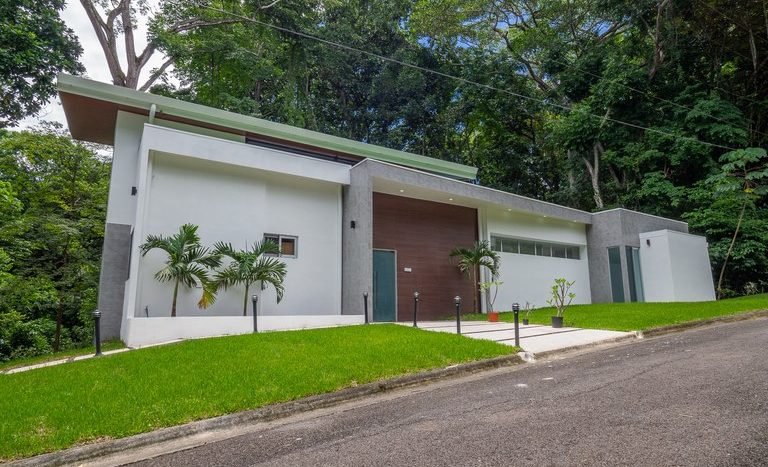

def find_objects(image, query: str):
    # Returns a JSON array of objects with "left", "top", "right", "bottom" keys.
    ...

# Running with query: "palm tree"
[
  {"left": 450, "top": 240, "right": 501, "bottom": 314},
  {"left": 139, "top": 224, "right": 221, "bottom": 316},
  {"left": 213, "top": 240, "right": 288, "bottom": 316}
]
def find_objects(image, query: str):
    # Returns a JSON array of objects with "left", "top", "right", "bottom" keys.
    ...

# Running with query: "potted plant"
[
  {"left": 480, "top": 280, "right": 503, "bottom": 322},
  {"left": 522, "top": 302, "right": 535, "bottom": 325},
  {"left": 546, "top": 278, "right": 575, "bottom": 328}
]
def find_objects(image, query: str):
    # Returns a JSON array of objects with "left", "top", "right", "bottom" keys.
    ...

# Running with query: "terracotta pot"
[{"left": 488, "top": 311, "right": 499, "bottom": 322}]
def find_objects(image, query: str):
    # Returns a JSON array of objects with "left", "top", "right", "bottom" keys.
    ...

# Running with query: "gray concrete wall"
[
  {"left": 359, "top": 160, "right": 592, "bottom": 224},
  {"left": 341, "top": 166, "right": 373, "bottom": 317},
  {"left": 97, "top": 222, "right": 132, "bottom": 339},
  {"left": 587, "top": 209, "right": 689, "bottom": 303}
]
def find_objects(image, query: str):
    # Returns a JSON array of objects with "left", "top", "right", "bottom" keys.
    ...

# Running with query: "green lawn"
[
  {"left": 464, "top": 293, "right": 768, "bottom": 331},
  {"left": 0, "top": 324, "right": 515, "bottom": 461},
  {"left": 0, "top": 341, "right": 126, "bottom": 372}
]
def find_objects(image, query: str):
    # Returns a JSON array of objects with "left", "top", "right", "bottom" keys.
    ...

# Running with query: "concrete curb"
[
  {"left": 530, "top": 333, "right": 640, "bottom": 360},
  {"left": 8, "top": 354, "right": 524, "bottom": 467},
  {"left": 638, "top": 309, "right": 768, "bottom": 338}
]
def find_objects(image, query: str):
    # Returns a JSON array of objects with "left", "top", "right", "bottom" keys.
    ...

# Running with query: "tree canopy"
[{"left": 0, "top": 0, "right": 83, "bottom": 126}]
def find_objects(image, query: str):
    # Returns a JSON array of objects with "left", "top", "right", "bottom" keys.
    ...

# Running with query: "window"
[
  {"left": 566, "top": 246, "right": 581, "bottom": 260},
  {"left": 519, "top": 240, "right": 536, "bottom": 255},
  {"left": 536, "top": 243, "right": 551, "bottom": 257},
  {"left": 626, "top": 246, "right": 644, "bottom": 302},
  {"left": 502, "top": 239, "right": 518, "bottom": 254},
  {"left": 490, "top": 235, "right": 583, "bottom": 261},
  {"left": 263, "top": 234, "right": 298, "bottom": 258},
  {"left": 608, "top": 246, "right": 625, "bottom": 303}
]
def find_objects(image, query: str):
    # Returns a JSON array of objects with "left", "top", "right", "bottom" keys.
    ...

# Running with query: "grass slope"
[
  {"left": 465, "top": 294, "right": 768, "bottom": 331},
  {"left": 0, "top": 324, "right": 514, "bottom": 460},
  {"left": 0, "top": 341, "right": 125, "bottom": 372}
]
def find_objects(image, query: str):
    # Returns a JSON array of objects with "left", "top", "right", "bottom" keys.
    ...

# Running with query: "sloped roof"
[{"left": 57, "top": 74, "right": 477, "bottom": 180}]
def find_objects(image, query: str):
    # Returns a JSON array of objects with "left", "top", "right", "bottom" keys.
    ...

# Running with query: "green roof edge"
[{"left": 57, "top": 74, "right": 478, "bottom": 180}]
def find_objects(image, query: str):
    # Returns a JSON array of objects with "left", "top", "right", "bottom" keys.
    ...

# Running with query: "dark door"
[{"left": 373, "top": 250, "right": 396, "bottom": 321}]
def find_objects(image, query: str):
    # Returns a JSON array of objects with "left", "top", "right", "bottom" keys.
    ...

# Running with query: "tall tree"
[
  {"left": 0, "top": 0, "right": 83, "bottom": 126},
  {"left": 79, "top": 0, "right": 285, "bottom": 90},
  {"left": 0, "top": 127, "right": 109, "bottom": 352}
]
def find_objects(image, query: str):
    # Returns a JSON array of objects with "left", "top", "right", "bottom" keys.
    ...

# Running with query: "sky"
[{"left": 18, "top": 1, "right": 169, "bottom": 131}]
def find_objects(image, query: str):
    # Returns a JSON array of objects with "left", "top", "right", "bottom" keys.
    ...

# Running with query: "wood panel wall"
[{"left": 372, "top": 193, "right": 479, "bottom": 321}]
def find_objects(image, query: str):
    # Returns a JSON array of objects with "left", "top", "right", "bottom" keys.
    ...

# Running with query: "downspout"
[{"left": 148, "top": 104, "right": 157, "bottom": 124}]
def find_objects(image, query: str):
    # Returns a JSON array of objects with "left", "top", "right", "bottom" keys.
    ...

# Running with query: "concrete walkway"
[{"left": 409, "top": 320, "right": 634, "bottom": 354}]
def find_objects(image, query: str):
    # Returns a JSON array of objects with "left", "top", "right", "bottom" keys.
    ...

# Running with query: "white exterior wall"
[
  {"left": 113, "top": 123, "right": 353, "bottom": 345},
  {"left": 639, "top": 230, "right": 716, "bottom": 302},
  {"left": 484, "top": 209, "right": 591, "bottom": 310},
  {"left": 107, "top": 112, "right": 144, "bottom": 225},
  {"left": 137, "top": 153, "right": 343, "bottom": 318},
  {"left": 123, "top": 315, "right": 364, "bottom": 347},
  {"left": 108, "top": 111, "right": 246, "bottom": 226}
]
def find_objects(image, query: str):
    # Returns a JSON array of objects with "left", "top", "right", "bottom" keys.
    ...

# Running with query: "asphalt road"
[{"left": 128, "top": 319, "right": 768, "bottom": 466}]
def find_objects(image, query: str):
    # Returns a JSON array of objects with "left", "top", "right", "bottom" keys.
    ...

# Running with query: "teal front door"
[{"left": 373, "top": 250, "right": 397, "bottom": 322}]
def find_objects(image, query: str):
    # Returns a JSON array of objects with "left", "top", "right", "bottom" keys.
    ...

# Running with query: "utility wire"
[{"left": 183, "top": 2, "right": 739, "bottom": 151}]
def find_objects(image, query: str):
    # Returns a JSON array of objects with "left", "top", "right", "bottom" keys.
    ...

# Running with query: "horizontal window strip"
[{"left": 490, "top": 235, "right": 581, "bottom": 260}]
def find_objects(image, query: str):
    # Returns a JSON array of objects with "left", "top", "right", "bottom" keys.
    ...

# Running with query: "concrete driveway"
[{"left": 409, "top": 320, "right": 633, "bottom": 354}]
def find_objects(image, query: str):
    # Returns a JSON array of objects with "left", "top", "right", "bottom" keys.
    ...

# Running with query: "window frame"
[{"left": 263, "top": 233, "right": 298, "bottom": 258}]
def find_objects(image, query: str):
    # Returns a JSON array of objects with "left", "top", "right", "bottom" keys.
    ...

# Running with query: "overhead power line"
[{"left": 179, "top": 1, "right": 739, "bottom": 151}]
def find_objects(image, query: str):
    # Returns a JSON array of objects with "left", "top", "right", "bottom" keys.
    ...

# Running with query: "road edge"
[
  {"left": 7, "top": 353, "right": 524, "bottom": 467},
  {"left": 639, "top": 309, "right": 768, "bottom": 338}
]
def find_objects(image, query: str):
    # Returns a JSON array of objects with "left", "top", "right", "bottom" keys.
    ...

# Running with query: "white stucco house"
[{"left": 57, "top": 74, "right": 717, "bottom": 347}]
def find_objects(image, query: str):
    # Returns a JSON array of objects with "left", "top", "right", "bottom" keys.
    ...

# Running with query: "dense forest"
[{"left": 1, "top": 0, "right": 767, "bottom": 360}]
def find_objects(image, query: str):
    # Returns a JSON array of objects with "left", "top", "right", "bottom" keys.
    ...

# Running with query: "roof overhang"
[{"left": 57, "top": 74, "right": 478, "bottom": 181}]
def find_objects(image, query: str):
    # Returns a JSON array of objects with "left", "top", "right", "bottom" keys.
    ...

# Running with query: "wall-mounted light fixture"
[{"left": 350, "top": 220, "right": 356, "bottom": 229}]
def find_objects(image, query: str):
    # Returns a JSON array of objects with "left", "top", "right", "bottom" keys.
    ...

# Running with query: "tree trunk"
[
  {"left": 583, "top": 142, "right": 605, "bottom": 209},
  {"left": 171, "top": 279, "right": 180, "bottom": 317},
  {"left": 243, "top": 283, "right": 250, "bottom": 316},
  {"left": 716, "top": 199, "right": 747, "bottom": 299}
]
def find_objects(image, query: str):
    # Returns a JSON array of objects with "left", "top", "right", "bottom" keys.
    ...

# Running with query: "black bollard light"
[
  {"left": 92, "top": 310, "right": 102, "bottom": 356},
  {"left": 252, "top": 295, "right": 259, "bottom": 333},
  {"left": 512, "top": 302, "right": 520, "bottom": 348},
  {"left": 454, "top": 296, "right": 462, "bottom": 334},
  {"left": 363, "top": 292, "right": 369, "bottom": 324},
  {"left": 413, "top": 291, "right": 420, "bottom": 327}
]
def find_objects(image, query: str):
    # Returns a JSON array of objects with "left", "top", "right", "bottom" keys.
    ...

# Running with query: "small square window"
[{"left": 263, "top": 234, "right": 297, "bottom": 258}]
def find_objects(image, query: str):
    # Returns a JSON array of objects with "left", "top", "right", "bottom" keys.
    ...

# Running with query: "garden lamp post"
[
  {"left": 363, "top": 292, "right": 369, "bottom": 324},
  {"left": 454, "top": 296, "right": 462, "bottom": 334},
  {"left": 512, "top": 302, "right": 520, "bottom": 347},
  {"left": 92, "top": 310, "right": 102, "bottom": 356},
  {"left": 252, "top": 294, "right": 258, "bottom": 333},
  {"left": 413, "top": 291, "right": 420, "bottom": 327}
]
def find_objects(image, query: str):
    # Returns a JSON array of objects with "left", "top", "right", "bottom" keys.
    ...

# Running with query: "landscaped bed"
[
  {"left": 0, "top": 324, "right": 515, "bottom": 461},
  {"left": 464, "top": 293, "right": 768, "bottom": 331}
]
